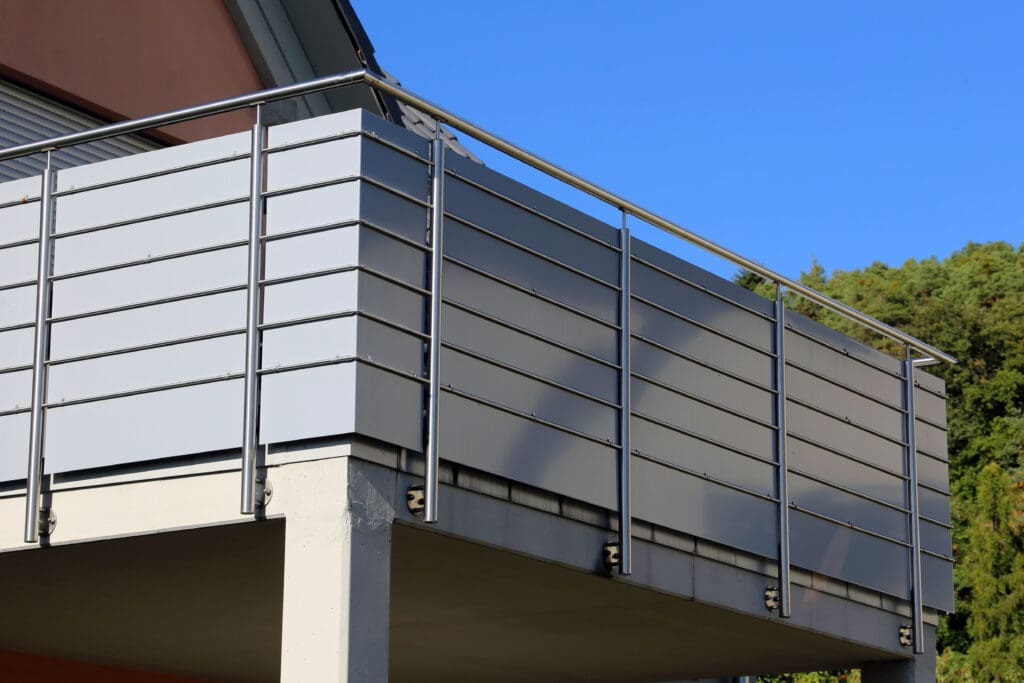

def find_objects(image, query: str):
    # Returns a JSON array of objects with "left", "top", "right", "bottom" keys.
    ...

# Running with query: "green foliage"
[
  {"left": 736, "top": 241, "right": 1024, "bottom": 680},
  {"left": 759, "top": 670, "right": 861, "bottom": 683}
]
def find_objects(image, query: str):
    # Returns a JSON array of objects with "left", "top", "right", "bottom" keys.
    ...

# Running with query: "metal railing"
[{"left": 1, "top": 69, "right": 952, "bottom": 648}]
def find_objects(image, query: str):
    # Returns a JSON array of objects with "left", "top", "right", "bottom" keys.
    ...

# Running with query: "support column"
[
  {"left": 861, "top": 624, "right": 936, "bottom": 683},
  {"left": 279, "top": 458, "right": 395, "bottom": 682}
]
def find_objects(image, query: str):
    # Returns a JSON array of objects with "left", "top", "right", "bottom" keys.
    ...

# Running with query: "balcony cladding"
[{"left": 0, "top": 108, "right": 951, "bottom": 612}]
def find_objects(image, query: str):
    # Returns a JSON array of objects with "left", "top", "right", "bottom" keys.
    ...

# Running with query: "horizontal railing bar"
[
  {"left": 45, "top": 372, "right": 243, "bottom": 408},
  {"left": 443, "top": 255, "right": 621, "bottom": 334},
  {"left": 260, "top": 263, "right": 430, "bottom": 297},
  {"left": 0, "top": 70, "right": 371, "bottom": 161},
  {"left": 0, "top": 236, "right": 41, "bottom": 251},
  {"left": 631, "top": 449, "right": 778, "bottom": 502},
  {"left": 0, "top": 321, "right": 35, "bottom": 334},
  {"left": 257, "top": 355, "right": 426, "bottom": 383},
  {"left": 788, "top": 465, "right": 911, "bottom": 515},
  {"left": 631, "top": 333, "right": 775, "bottom": 394},
  {"left": 364, "top": 71, "right": 956, "bottom": 365},
  {"left": 0, "top": 278, "right": 34, "bottom": 292},
  {"left": 441, "top": 340, "right": 621, "bottom": 410},
  {"left": 631, "top": 253, "right": 775, "bottom": 322},
  {"left": 50, "top": 239, "right": 249, "bottom": 282},
  {"left": 917, "top": 480, "right": 952, "bottom": 497},
  {"left": 787, "top": 431, "right": 911, "bottom": 482},
  {"left": 259, "top": 308, "right": 430, "bottom": 342},
  {"left": 921, "top": 548, "right": 954, "bottom": 562},
  {"left": 441, "top": 384, "right": 617, "bottom": 448},
  {"left": 919, "top": 514, "right": 953, "bottom": 530},
  {"left": 0, "top": 406, "right": 31, "bottom": 418},
  {"left": 631, "top": 369, "right": 776, "bottom": 431},
  {"left": 0, "top": 363, "right": 33, "bottom": 375},
  {"left": 444, "top": 168, "right": 622, "bottom": 253},
  {"left": 912, "top": 413, "right": 948, "bottom": 433},
  {"left": 46, "top": 328, "right": 246, "bottom": 366},
  {"left": 0, "top": 196, "right": 41, "bottom": 211},
  {"left": 0, "top": 66, "right": 954, "bottom": 364},
  {"left": 789, "top": 503, "right": 914, "bottom": 548},
  {"left": 47, "top": 284, "right": 247, "bottom": 324},
  {"left": 441, "top": 297, "right": 621, "bottom": 371},
  {"left": 263, "top": 129, "right": 362, "bottom": 155},
  {"left": 50, "top": 153, "right": 249, "bottom": 198},
  {"left": 631, "top": 409, "right": 779, "bottom": 469},
  {"left": 445, "top": 213, "right": 622, "bottom": 292},
  {"left": 632, "top": 293, "right": 776, "bottom": 358}
]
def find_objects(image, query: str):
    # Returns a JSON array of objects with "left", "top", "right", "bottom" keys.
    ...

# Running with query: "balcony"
[{"left": 0, "top": 72, "right": 952, "bottom": 682}]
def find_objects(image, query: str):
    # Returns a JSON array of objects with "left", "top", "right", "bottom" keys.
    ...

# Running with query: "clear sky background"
[{"left": 353, "top": 1, "right": 1023, "bottom": 282}]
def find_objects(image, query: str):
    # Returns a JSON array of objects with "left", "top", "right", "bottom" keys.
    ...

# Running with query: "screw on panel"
[
  {"left": 603, "top": 542, "right": 621, "bottom": 569},
  {"left": 38, "top": 508, "right": 56, "bottom": 538},
  {"left": 406, "top": 485, "right": 425, "bottom": 515},
  {"left": 898, "top": 624, "right": 914, "bottom": 648},
  {"left": 764, "top": 585, "right": 781, "bottom": 611}
]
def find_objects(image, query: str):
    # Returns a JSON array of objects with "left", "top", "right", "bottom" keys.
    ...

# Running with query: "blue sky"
[{"left": 353, "top": 1, "right": 1024, "bottom": 282}]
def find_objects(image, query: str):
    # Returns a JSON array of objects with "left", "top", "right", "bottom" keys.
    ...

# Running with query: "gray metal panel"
[
  {"left": 260, "top": 363, "right": 357, "bottom": 444},
  {"left": 444, "top": 175, "right": 618, "bottom": 284},
  {"left": 360, "top": 136, "right": 429, "bottom": 202},
  {"left": 632, "top": 456, "right": 777, "bottom": 558},
  {"left": 441, "top": 304, "right": 618, "bottom": 403},
  {"left": 787, "top": 401, "right": 904, "bottom": 476},
  {"left": 358, "top": 181, "right": 428, "bottom": 244},
  {"left": 1, "top": 283, "right": 34, "bottom": 328},
  {"left": 52, "top": 203, "right": 248, "bottom": 276},
  {"left": 918, "top": 486, "right": 952, "bottom": 526},
  {"left": 788, "top": 472, "right": 907, "bottom": 542},
  {"left": 265, "top": 179, "right": 359, "bottom": 235},
  {"left": 0, "top": 412, "right": 29, "bottom": 481},
  {"left": 0, "top": 242, "right": 35, "bottom": 285},
  {"left": 0, "top": 199, "right": 41, "bottom": 248},
  {"left": 51, "top": 247, "right": 247, "bottom": 318},
  {"left": 913, "top": 384, "right": 947, "bottom": 429},
  {"left": 0, "top": 328, "right": 34, "bottom": 369},
  {"left": 45, "top": 380, "right": 243, "bottom": 473},
  {"left": 631, "top": 299, "right": 772, "bottom": 388},
  {"left": 354, "top": 363, "right": 422, "bottom": 451},
  {"left": 632, "top": 260, "right": 772, "bottom": 352},
  {"left": 47, "top": 336, "right": 244, "bottom": 404},
  {"left": 631, "top": 416, "right": 774, "bottom": 496},
  {"left": 265, "top": 135, "right": 361, "bottom": 192},
  {"left": 632, "top": 376, "right": 772, "bottom": 459},
  {"left": 445, "top": 152, "right": 619, "bottom": 248},
  {"left": 442, "top": 261, "right": 618, "bottom": 364},
  {"left": 915, "top": 420, "right": 948, "bottom": 461},
  {"left": 0, "top": 368, "right": 31, "bottom": 412},
  {"left": 786, "top": 364, "right": 904, "bottom": 442},
  {"left": 263, "top": 271, "right": 358, "bottom": 324},
  {"left": 922, "top": 553, "right": 954, "bottom": 613},
  {"left": 789, "top": 509, "right": 910, "bottom": 600},
  {"left": 917, "top": 453, "right": 950, "bottom": 494},
  {"left": 631, "top": 338, "right": 773, "bottom": 423},
  {"left": 441, "top": 347, "right": 616, "bottom": 443},
  {"left": 920, "top": 519, "right": 952, "bottom": 557},
  {"left": 445, "top": 217, "right": 617, "bottom": 323},
  {"left": 788, "top": 436, "right": 906, "bottom": 509},
  {"left": 784, "top": 327, "right": 902, "bottom": 408},
  {"left": 438, "top": 391, "right": 618, "bottom": 510},
  {"left": 785, "top": 309, "right": 902, "bottom": 377}
]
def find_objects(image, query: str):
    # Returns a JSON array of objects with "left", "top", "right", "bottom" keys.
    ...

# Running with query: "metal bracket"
[
  {"left": 764, "top": 585, "right": 781, "bottom": 611},
  {"left": 406, "top": 484, "right": 425, "bottom": 515},
  {"left": 255, "top": 478, "right": 273, "bottom": 508},
  {"left": 898, "top": 624, "right": 914, "bottom": 648},
  {"left": 37, "top": 507, "right": 56, "bottom": 538},
  {"left": 603, "top": 541, "right": 621, "bottom": 568}
]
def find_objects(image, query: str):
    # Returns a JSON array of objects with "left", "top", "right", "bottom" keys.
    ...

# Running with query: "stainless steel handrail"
[{"left": 0, "top": 67, "right": 956, "bottom": 365}]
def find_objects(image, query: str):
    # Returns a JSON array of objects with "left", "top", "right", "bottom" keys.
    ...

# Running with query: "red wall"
[{"left": 0, "top": 0, "right": 263, "bottom": 142}]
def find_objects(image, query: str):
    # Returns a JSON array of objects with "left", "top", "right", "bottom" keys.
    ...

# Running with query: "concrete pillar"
[
  {"left": 278, "top": 458, "right": 395, "bottom": 682},
  {"left": 861, "top": 625, "right": 936, "bottom": 683}
]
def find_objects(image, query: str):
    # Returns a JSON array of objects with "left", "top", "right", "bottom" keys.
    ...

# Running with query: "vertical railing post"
[
  {"left": 423, "top": 124, "right": 445, "bottom": 524},
  {"left": 241, "top": 105, "right": 266, "bottom": 515},
  {"left": 902, "top": 346, "right": 924, "bottom": 653},
  {"left": 24, "top": 151, "right": 56, "bottom": 544},
  {"left": 773, "top": 284, "right": 792, "bottom": 617},
  {"left": 618, "top": 211, "right": 632, "bottom": 575}
]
